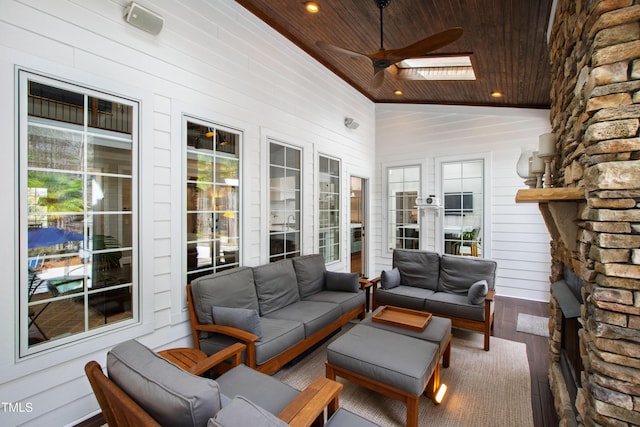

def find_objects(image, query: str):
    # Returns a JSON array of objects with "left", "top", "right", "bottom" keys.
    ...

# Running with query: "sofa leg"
[{"left": 406, "top": 396, "right": 419, "bottom": 427}]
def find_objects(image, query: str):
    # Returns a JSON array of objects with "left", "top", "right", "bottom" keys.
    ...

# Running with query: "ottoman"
[
  {"left": 326, "top": 324, "right": 440, "bottom": 427},
  {"left": 361, "top": 307, "right": 452, "bottom": 368}
]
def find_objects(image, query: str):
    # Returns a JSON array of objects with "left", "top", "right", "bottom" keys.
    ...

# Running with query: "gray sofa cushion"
[
  {"left": 212, "top": 306, "right": 262, "bottom": 340},
  {"left": 325, "top": 271, "right": 359, "bottom": 293},
  {"left": 467, "top": 280, "right": 488, "bottom": 305},
  {"left": 107, "top": 339, "right": 221, "bottom": 427},
  {"left": 327, "top": 324, "right": 438, "bottom": 396},
  {"left": 424, "top": 292, "right": 490, "bottom": 322},
  {"left": 393, "top": 249, "right": 440, "bottom": 290},
  {"left": 253, "top": 259, "right": 300, "bottom": 315},
  {"left": 209, "top": 396, "right": 288, "bottom": 427},
  {"left": 216, "top": 364, "right": 299, "bottom": 416},
  {"left": 291, "top": 254, "right": 326, "bottom": 298},
  {"left": 438, "top": 254, "right": 497, "bottom": 294},
  {"left": 374, "top": 285, "right": 434, "bottom": 311},
  {"left": 304, "top": 290, "right": 365, "bottom": 315},
  {"left": 191, "top": 267, "right": 258, "bottom": 324},
  {"left": 380, "top": 268, "right": 400, "bottom": 289},
  {"left": 265, "top": 300, "right": 342, "bottom": 337}
]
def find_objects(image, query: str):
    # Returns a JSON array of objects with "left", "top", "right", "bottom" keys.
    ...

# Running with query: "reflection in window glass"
[
  {"left": 443, "top": 159, "right": 483, "bottom": 257},
  {"left": 319, "top": 156, "right": 340, "bottom": 263},
  {"left": 185, "top": 120, "right": 241, "bottom": 283},
  {"left": 269, "top": 142, "right": 301, "bottom": 262},
  {"left": 387, "top": 166, "right": 420, "bottom": 251},
  {"left": 21, "top": 73, "right": 137, "bottom": 355}
]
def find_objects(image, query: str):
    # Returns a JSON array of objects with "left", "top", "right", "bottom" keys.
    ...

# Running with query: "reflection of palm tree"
[{"left": 29, "top": 172, "right": 84, "bottom": 214}]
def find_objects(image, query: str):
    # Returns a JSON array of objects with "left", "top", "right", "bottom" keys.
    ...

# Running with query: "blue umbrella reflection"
[{"left": 28, "top": 227, "right": 84, "bottom": 249}]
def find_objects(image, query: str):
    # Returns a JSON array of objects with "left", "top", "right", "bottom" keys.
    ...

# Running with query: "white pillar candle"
[
  {"left": 530, "top": 151, "right": 545, "bottom": 174},
  {"left": 538, "top": 132, "right": 555, "bottom": 157}
]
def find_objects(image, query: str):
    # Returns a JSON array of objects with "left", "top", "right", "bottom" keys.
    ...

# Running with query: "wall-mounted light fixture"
[
  {"left": 123, "top": 2, "right": 164, "bottom": 35},
  {"left": 344, "top": 117, "right": 359, "bottom": 130}
]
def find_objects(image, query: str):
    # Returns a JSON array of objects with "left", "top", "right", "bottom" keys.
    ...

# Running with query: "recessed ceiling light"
[
  {"left": 491, "top": 91, "right": 503, "bottom": 98},
  {"left": 305, "top": 2, "right": 319, "bottom": 13},
  {"left": 394, "top": 89, "right": 403, "bottom": 95},
  {"left": 396, "top": 56, "right": 476, "bottom": 81}
]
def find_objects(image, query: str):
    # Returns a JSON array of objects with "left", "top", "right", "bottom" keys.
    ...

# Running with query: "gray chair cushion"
[
  {"left": 467, "top": 280, "right": 488, "bottom": 305},
  {"left": 380, "top": 268, "right": 400, "bottom": 289},
  {"left": 191, "top": 267, "right": 258, "bottom": 324},
  {"left": 212, "top": 306, "right": 262, "bottom": 341},
  {"left": 107, "top": 339, "right": 221, "bottom": 427},
  {"left": 291, "top": 254, "right": 326, "bottom": 298},
  {"left": 393, "top": 249, "right": 440, "bottom": 290},
  {"left": 327, "top": 324, "right": 438, "bottom": 396},
  {"left": 424, "top": 292, "right": 490, "bottom": 322},
  {"left": 304, "top": 290, "right": 365, "bottom": 315},
  {"left": 325, "top": 271, "right": 359, "bottom": 293},
  {"left": 325, "top": 408, "right": 381, "bottom": 427},
  {"left": 438, "top": 254, "right": 497, "bottom": 294},
  {"left": 374, "top": 285, "right": 433, "bottom": 310},
  {"left": 253, "top": 259, "right": 300, "bottom": 315},
  {"left": 209, "top": 396, "right": 288, "bottom": 427},
  {"left": 264, "top": 300, "right": 342, "bottom": 337},
  {"left": 215, "top": 365, "right": 299, "bottom": 415}
]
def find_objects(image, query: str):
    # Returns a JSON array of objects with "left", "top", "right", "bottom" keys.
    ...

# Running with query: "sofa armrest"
[
  {"left": 485, "top": 289, "right": 496, "bottom": 302},
  {"left": 278, "top": 377, "right": 343, "bottom": 427},
  {"left": 369, "top": 277, "right": 381, "bottom": 286},
  {"left": 187, "top": 343, "right": 246, "bottom": 376}
]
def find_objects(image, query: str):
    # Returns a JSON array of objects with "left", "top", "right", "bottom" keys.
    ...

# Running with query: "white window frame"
[{"left": 318, "top": 154, "right": 341, "bottom": 264}]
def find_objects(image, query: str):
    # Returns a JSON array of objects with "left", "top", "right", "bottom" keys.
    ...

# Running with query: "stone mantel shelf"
[
  {"left": 515, "top": 187, "right": 585, "bottom": 203},
  {"left": 515, "top": 187, "right": 586, "bottom": 262}
]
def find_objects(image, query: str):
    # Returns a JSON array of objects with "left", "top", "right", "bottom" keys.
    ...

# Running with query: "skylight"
[{"left": 396, "top": 56, "right": 476, "bottom": 81}]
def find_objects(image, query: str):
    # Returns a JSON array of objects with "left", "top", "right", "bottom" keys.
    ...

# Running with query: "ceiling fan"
[{"left": 316, "top": 0, "right": 463, "bottom": 89}]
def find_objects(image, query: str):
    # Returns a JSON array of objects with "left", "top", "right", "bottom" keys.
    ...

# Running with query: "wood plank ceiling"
[{"left": 235, "top": 0, "right": 553, "bottom": 109}]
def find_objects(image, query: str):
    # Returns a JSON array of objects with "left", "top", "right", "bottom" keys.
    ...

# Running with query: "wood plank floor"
[
  {"left": 79, "top": 295, "right": 558, "bottom": 427},
  {"left": 493, "top": 295, "right": 558, "bottom": 427}
]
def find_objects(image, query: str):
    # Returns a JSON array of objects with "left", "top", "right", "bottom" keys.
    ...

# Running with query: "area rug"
[
  {"left": 274, "top": 326, "right": 534, "bottom": 427},
  {"left": 516, "top": 313, "right": 550, "bottom": 337}
]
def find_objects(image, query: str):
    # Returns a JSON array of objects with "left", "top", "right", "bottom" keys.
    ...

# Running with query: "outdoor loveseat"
[
  {"left": 187, "top": 254, "right": 366, "bottom": 374},
  {"left": 372, "top": 249, "right": 497, "bottom": 350}
]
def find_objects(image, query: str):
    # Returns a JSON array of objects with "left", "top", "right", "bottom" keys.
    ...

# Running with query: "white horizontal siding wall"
[
  {"left": 0, "top": 0, "right": 375, "bottom": 425},
  {"left": 374, "top": 104, "right": 552, "bottom": 302}
]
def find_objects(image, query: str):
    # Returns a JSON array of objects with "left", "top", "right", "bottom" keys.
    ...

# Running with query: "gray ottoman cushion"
[
  {"left": 327, "top": 324, "right": 438, "bottom": 396},
  {"left": 361, "top": 307, "right": 451, "bottom": 353},
  {"left": 216, "top": 365, "right": 299, "bottom": 416},
  {"left": 325, "top": 408, "right": 380, "bottom": 427}
]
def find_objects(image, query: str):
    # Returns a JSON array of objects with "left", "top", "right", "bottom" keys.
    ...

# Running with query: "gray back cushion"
[
  {"left": 253, "top": 259, "right": 300, "bottom": 315},
  {"left": 439, "top": 254, "right": 497, "bottom": 294},
  {"left": 291, "top": 254, "right": 326, "bottom": 298},
  {"left": 107, "top": 339, "right": 221, "bottom": 427},
  {"left": 190, "top": 267, "right": 258, "bottom": 325},
  {"left": 209, "top": 396, "right": 288, "bottom": 427},
  {"left": 393, "top": 249, "right": 440, "bottom": 290}
]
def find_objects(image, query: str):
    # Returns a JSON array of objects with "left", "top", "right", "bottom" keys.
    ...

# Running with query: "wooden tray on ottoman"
[{"left": 372, "top": 306, "right": 432, "bottom": 331}]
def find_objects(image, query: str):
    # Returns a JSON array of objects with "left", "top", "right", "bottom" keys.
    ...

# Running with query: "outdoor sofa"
[
  {"left": 372, "top": 249, "right": 497, "bottom": 350},
  {"left": 187, "top": 254, "right": 366, "bottom": 374}
]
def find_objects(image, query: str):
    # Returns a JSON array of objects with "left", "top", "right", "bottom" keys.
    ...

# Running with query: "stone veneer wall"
[{"left": 547, "top": 1, "right": 640, "bottom": 426}]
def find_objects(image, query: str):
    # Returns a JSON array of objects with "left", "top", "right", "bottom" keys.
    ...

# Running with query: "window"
[
  {"left": 185, "top": 119, "right": 240, "bottom": 283},
  {"left": 387, "top": 166, "right": 420, "bottom": 250},
  {"left": 319, "top": 155, "right": 340, "bottom": 263},
  {"left": 269, "top": 142, "right": 301, "bottom": 262},
  {"left": 20, "top": 72, "right": 138, "bottom": 355},
  {"left": 442, "top": 160, "right": 483, "bottom": 257}
]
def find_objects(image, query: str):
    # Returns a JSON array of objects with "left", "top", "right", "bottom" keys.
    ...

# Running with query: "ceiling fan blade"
[
  {"left": 387, "top": 27, "right": 464, "bottom": 61},
  {"left": 371, "top": 69, "right": 385, "bottom": 89},
  {"left": 316, "top": 41, "right": 370, "bottom": 60}
]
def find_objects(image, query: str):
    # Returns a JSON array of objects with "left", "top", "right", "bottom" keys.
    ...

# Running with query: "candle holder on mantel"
[
  {"left": 516, "top": 144, "right": 538, "bottom": 188},
  {"left": 530, "top": 151, "right": 545, "bottom": 188},
  {"left": 537, "top": 132, "right": 556, "bottom": 188}
]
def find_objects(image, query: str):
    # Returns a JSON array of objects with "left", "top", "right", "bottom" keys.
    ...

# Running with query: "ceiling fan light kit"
[{"left": 316, "top": 0, "right": 463, "bottom": 89}]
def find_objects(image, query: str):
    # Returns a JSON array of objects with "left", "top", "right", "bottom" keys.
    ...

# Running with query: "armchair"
[{"left": 85, "top": 339, "right": 378, "bottom": 427}]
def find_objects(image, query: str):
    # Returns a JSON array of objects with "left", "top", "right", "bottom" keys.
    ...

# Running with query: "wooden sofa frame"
[
  {"left": 85, "top": 342, "right": 343, "bottom": 427},
  {"left": 371, "top": 279, "right": 496, "bottom": 351},
  {"left": 186, "top": 283, "right": 365, "bottom": 375}
]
